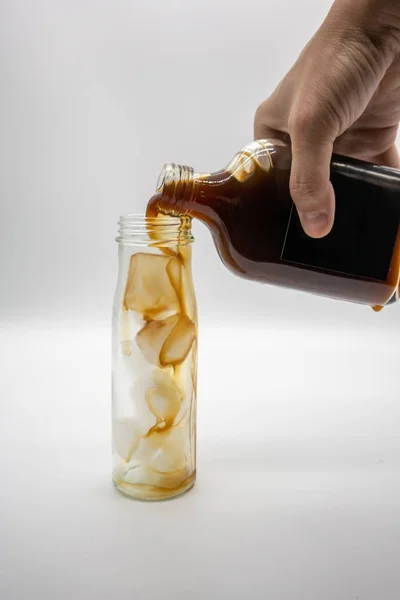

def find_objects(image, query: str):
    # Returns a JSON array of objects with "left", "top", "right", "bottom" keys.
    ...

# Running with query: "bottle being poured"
[{"left": 147, "top": 139, "right": 400, "bottom": 310}]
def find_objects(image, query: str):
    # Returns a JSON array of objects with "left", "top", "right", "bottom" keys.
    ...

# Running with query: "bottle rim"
[{"left": 116, "top": 213, "right": 193, "bottom": 247}]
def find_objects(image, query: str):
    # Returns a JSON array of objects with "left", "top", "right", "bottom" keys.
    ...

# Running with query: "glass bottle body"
[
  {"left": 149, "top": 140, "right": 400, "bottom": 308},
  {"left": 112, "top": 216, "right": 197, "bottom": 500}
]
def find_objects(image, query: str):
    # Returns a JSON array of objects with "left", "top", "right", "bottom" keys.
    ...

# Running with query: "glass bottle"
[
  {"left": 147, "top": 139, "right": 400, "bottom": 309},
  {"left": 112, "top": 215, "right": 198, "bottom": 500}
]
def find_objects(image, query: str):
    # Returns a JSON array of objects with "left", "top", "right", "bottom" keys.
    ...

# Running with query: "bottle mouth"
[
  {"left": 116, "top": 214, "right": 193, "bottom": 247},
  {"left": 156, "top": 163, "right": 195, "bottom": 193}
]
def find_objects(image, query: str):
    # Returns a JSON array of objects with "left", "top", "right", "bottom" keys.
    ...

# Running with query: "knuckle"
[
  {"left": 288, "top": 104, "right": 314, "bottom": 132},
  {"left": 254, "top": 100, "right": 267, "bottom": 119},
  {"left": 288, "top": 113, "right": 311, "bottom": 140},
  {"left": 254, "top": 100, "right": 269, "bottom": 131},
  {"left": 289, "top": 102, "right": 338, "bottom": 142},
  {"left": 289, "top": 112, "right": 322, "bottom": 143}
]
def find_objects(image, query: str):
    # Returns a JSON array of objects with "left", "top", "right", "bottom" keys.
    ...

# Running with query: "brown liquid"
[{"left": 147, "top": 142, "right": 400, "bottom": 308}]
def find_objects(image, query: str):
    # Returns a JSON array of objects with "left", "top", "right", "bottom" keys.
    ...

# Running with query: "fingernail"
[{"left": 300, "top": 211, "right": 329, "bottom": 237}]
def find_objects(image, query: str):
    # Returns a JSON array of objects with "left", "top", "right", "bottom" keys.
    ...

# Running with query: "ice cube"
[
  {"left": 113, "top": 417, "right": 141, "bottom": 462},
  {"left": 166, "top": 255, "right": 182, "bottom": 297},
  {"left": 136, "top": 314, "right": 180, "bottom": 365},
  {"left": 153, "top": 367, "right": 182, "bottom": 395},
  {"left": 143, "top": 424, "right": 188, "bottom": 474},
  {"left": 160, "top": 315, "right": 196, "bottom": 367},
  {"left": 145, "top": 372, "right": 182, "bottom": 427},
  {"left": 129, "top": 367, "right": 183, "bottom": 436},
  {"left": 178, "top": 247, "right": 198, "bottom": 320},
  {"left": 123, "top": 253, "right": 181, "bottom": 320},
  {"left": 129, "top": 375, "right": 158, "bottom": 436},
  {"left": 121, "top": 336, "right": 153, "bottom": 384},
  {"left": 171, "top": 344, "right": 196, "bottom": 426},
  {"left": 120, "top": 308, "right": 145, "bottom": 358}
]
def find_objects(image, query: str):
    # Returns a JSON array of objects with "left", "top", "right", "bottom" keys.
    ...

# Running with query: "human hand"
[{"left": 254, "top": 0, "right": 400, "bottom": 238}]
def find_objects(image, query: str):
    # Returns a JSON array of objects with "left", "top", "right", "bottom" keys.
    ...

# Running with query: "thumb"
[{"left": 289, "top": 131, "right": 335, "bottom": 239}]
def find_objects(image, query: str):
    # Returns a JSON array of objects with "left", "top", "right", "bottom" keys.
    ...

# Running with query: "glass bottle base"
[{"left": 113, "top": 472, "right": 196, "bottom": 501}]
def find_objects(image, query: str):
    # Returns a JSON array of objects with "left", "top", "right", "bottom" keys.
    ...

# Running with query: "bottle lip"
[
  {"left": 116, "top": 214, "right": 193, "bottom": 247},
  {"left": 118, "top": 213, "right": 182, "bottom": 225}
]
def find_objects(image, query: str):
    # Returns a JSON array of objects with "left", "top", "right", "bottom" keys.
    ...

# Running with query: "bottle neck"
[
  {"left": 151, "top": 140, "right": 286, "bottom": 219},
  {"left": 154, "top": 163, "right": 198, "bottom": 217}
]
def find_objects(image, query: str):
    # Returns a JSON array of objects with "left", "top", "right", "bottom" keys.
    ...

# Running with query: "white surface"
[{"left": 1, "top": 323, "right": 399, "bottom": 600}]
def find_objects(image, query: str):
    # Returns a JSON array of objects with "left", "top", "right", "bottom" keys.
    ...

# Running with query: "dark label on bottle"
[{"left": 281, "top": 198, "right": 399, "bottom": 282}]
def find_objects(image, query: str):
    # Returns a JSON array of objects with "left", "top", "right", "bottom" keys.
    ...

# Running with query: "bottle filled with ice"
[{"left": 112, "top": 215, "right": 198, "bottom": 500}]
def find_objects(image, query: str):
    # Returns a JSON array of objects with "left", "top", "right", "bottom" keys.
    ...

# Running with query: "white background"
[{"left": 1, "top": 1, "right": 400, "bottom": 599}]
